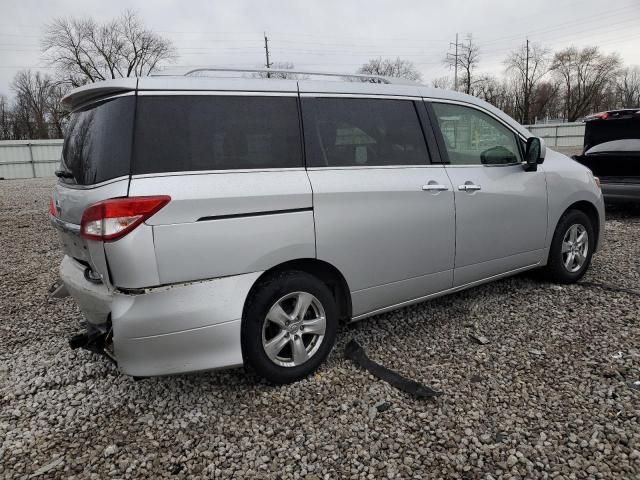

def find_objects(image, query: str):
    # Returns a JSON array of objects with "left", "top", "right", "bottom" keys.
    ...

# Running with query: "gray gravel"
[{"left": 1, "top": 177, "right": 639, "bottom": 479}]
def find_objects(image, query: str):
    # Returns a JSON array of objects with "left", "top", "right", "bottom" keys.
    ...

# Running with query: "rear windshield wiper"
[{"left": 55, "top": 170, "right": 74, "bottom": 179}]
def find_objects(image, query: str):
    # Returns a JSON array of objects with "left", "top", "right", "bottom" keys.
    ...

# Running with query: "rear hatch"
[
  {"left": 51, "top": 93, "right": 136, "bottom": 281},
  {"left": 574, "top": 111, "right": 640, "bottom": 182}
]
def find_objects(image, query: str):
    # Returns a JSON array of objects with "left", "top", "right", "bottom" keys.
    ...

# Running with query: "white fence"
[
  {"left": 524, "top": 122, "right": 585, "bottom": 148},
  {"left": 0, "top": 139, "right": 63, "bottom": 179}
]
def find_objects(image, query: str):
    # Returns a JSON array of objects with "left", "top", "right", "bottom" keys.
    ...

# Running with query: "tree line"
[
  {"left": 363, "top": 36, "right": 639, "bottom": 124},
  {"left": 1, "top": 13, "right": 639, "bottom": 140}
]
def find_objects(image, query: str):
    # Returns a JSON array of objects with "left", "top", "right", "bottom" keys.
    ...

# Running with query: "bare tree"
[
  {"left": 42, "top": 10, "right": 175, "bottom": 87},
  {"left": 358, "top": 57, "right": 422, "bottom": 82},
  {"left": 0, "top": 95, "right": 13, "bottom": 140},
  {"left": 46, "top": 83, "right": 68, "bottom": 138},
  {"left": 473, "top": 75, "right": 513, "bottom": 113},
  {"left": 431, "top": 76, "right": 454, "bottom": 90},
  {"left": 550, "top": 46, "right": 621, "bottom": 121},
  {"left": 615, "top": 66, "right": 640, "bottom": 108},
  {"left": 4, "top": 70, "right": 70, "bottom": 139},
  {"left": 444, "top": 34, "right": 479, "bottom": 94},
  {"left": 504, "top": 42, "right": 550, "bottom": 124},
  {"left": 11, "top": 70, "right": 56, "bottom": 139},
  {"left": 530, "top": 80, "right": 562, "bottom": 122}
]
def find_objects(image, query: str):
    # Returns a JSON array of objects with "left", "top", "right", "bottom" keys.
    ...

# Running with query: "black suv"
[{"left": 573, "top": 108, "right": 640, "bottom": 203}]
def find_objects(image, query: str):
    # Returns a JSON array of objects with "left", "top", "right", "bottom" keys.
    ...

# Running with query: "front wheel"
[
  {"left": 241, "top": 271, "right": 338, "bottom": 384},
  {"left": 544, "top": 209, "right": 595, "bottom": 284}
]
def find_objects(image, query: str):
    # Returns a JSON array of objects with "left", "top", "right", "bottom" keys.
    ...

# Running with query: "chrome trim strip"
[
  {"left": 444, "top": 163, "right": 525, "bottom": 168},
  {"left": 137, "top": 90, "right": 297, "bottom": 97},
  {"left": 350, "top": 263, "right": 540, "bottom": 322},
  {"left": 306, "top": 165, "right": 443, "bottom": 171},
  {"left": 130, "top": 167, "right": 305, "bottom": 179},
  {"left": 56, "top": 175, "right": 130, "bottom": 190},
  {"left": 49, "top": 214, "right": 81, "bottom": 235},
  {"left": 300, "top": 93, "right": 420, "bottom": 101}
]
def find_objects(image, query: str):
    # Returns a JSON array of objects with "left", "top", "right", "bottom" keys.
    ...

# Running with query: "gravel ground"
[{"left": 1, "top": 177, "right": 639, "bottom": 480}]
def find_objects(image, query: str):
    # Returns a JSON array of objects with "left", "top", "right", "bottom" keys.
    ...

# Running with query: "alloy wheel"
[
  {"left": 261, "top": 291, "right": 327, "bottom": 367},
  {"left": 561, "top": 224, "right": 589, "bottom": 273}
]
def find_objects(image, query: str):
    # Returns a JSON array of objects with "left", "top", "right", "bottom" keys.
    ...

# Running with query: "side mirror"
[{"left": 524, "top": 137, "right": 545, "bottom": 171}]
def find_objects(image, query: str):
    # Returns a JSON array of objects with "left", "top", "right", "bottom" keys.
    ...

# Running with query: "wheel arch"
[
  {"left": 243, "top": 258, "right": 352, "bottom": 323},
  {"left": 561, "top": 200, "right": 601, "bottom": 249}
]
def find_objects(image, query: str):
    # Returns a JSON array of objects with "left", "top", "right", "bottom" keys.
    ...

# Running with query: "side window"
[
  {"left": 302, "top": 98, "right": 430, "bottom": 167},
  {"left": 133, "top": 95, "right": 302, "bottom": 174},
  {"left": 431, "top": 103, "right": 522, "bottom": 166}
]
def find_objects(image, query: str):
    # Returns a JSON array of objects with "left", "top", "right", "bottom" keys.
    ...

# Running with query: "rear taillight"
[
  {"left": 49, "top": 198, "right": 56, "bottom": 217},
  {"left": 586, "top": 111, "right": 609, "bottom": 121},
  {"left": 80, "top": 196, "right": 170, "bottom": 242}
]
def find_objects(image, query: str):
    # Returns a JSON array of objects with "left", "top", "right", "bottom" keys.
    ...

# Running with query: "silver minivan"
[{"left": 50, "top": 69, "right": 605, "bottom": 384}]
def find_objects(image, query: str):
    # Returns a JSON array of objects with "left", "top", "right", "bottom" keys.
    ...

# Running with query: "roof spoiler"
[{"left": 61, "top": 78, "right": 138, "bottom": 111}]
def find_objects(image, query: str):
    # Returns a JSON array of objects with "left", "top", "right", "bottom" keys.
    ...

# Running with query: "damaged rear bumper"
[{"left": 57, "top": 255, "right": 262, "bottom": 377}]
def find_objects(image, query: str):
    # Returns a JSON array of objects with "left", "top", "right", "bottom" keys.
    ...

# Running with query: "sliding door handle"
[{"left": 458, "top": 184, "right": 481, "bottom": 191}]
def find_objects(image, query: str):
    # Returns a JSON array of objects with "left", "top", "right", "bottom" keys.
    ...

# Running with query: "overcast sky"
[{"left": 1, "top": 0, "right": 639, "bottom": 96}]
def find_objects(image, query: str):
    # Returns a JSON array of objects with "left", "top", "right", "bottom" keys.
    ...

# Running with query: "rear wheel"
[
  {"left": 545, "top": 209, "right": 594, "bottom": 284},
  {"left": 241, "top": 271, "right": 338, "bottom": 384}
]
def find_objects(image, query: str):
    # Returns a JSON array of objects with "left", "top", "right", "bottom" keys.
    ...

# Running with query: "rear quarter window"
[
  {"left": 132, "top": 95, "right": 303, "bottom": 174},
  {"left": 61, "top": 96, "right": 135, "bottom": 185}
]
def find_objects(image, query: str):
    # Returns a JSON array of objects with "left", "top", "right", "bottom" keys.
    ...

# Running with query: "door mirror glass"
[{"left": 524, "top": 137, "right": 544, "bottom": 171}]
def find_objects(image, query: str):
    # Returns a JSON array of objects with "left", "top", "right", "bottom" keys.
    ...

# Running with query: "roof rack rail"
[{"left": 153, "top": 66, "right": 411, "bottom": 84}]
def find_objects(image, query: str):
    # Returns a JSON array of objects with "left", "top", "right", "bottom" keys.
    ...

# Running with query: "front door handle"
[
  {"left": 422, "top": 184, "right": 449, "bottom": 191},
  {"left": 458, "top": 184, "right": 481, "bottom": 191}
]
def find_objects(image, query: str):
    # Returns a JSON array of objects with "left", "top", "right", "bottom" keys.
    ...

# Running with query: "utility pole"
[
  {"left": 446, "top": 33, "right": 460, "bottom": 90},
  {"left": 264, "top": 32, "right": 271, "bottom": 78},
  {"left": 525, "top": 38, "right": 530, "bottom": 124}
]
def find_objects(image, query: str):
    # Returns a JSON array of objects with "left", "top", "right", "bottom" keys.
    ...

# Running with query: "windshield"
[{"left": 60, "top": 96, "right": 135, "bottom": 185}]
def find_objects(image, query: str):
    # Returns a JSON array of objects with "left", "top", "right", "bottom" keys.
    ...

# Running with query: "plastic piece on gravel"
[
  {"left": 344, "top": 339, "right": 443, "bottom": 399},
  {"left": 578, "top": 281, "right": 640, "bottom": 298},
  {"left": 469, "top": 333, "right": 490, "bottom": 345}
]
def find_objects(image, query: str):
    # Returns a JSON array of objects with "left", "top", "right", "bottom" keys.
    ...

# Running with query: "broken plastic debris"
[
  {"left": 344, "top": 339, "right": 442, "bottom": 399},
  {"left": 612, "top": 351, "right": 624, "bottom": 359},
  {"left": 469, "top": 333, "right": 490, "bottom": 345},
  {"left": 30, "top": 457, "right": 64, "bottom": 477}
]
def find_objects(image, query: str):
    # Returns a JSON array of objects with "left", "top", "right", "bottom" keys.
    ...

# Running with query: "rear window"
[
  {"left": 61, "top": 96, "right": 135, "bottom": 185},
  {"left": 132, "top": 95, "right": 303, "bottom": 174}
]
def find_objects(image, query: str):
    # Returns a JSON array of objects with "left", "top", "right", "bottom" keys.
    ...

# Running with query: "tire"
[
  {"left": 544, "top": 209, "right": 595, "bottom": 284},
  {"left": 241, "top": 271, "right": 338, "bottom": 384}
]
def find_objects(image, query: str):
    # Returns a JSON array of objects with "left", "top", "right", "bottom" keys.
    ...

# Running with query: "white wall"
[
  {"left": 0, "top": 140, "right": 63, "bottom": 179},
  {"left": 525, "top": 123, "right": 585, "bottom": 148}
]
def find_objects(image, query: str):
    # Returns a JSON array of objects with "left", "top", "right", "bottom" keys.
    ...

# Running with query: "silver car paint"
[
  {"left": 128, "top": 169, "right": 315, "bottom": 285},
  {"left": 53, "top": 76, "right": 605, "bottom": 377},
  {"left": 307, "top": 166, "right": 455, "bottom": 316},
  {"left": 542, "top": 149, "right": 605, "bottom": 251},
  {"left": 442, "top": 163, "right": 548, "bottom": 286}
]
